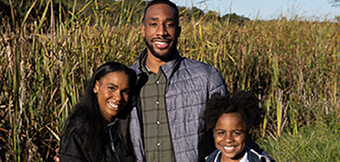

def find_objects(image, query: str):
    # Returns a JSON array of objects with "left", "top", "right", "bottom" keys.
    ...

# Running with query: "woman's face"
[
  {"left": 93, "top": 71, "right": 130, "bottom": 122},
  {"left": 213, "top": 113, "right": 248, "bottom": 162}
]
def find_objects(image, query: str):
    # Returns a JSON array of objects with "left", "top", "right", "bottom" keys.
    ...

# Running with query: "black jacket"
[
  {"left": 205, "top": 147, "right": 272, "bottom": 162},
  {"left": 59, "top": 118, "right": 135, "bottom": 162}
]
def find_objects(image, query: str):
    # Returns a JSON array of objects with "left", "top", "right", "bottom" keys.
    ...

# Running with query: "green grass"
[
  {"left": 0, "top": 0, "right": 339, "bottom": 161},
  {"left": 259, "top": 121, "right": 340, "bottom": 161}
]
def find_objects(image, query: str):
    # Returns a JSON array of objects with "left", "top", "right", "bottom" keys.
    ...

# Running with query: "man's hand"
[{"left": 53, "top": 148, "right": 59, "bottom": 162}]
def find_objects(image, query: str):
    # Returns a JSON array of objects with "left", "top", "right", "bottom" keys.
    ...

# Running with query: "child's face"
[{"left": 213, "top": 113, "right": 248, "bottom": 162}]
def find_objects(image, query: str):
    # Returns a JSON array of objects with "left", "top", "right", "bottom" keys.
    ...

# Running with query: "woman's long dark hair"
[{"left": 63, "top": 61, "right": 136, "bottom": 161}]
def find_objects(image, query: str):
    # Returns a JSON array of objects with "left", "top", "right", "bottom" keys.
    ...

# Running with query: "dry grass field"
[{"left": 0, "top": 1, "right": 339, "bottom": 161}]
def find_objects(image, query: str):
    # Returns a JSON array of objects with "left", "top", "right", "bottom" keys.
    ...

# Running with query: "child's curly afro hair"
[{"left": 203, "top": 90, "right": 264, "bottom": 133}]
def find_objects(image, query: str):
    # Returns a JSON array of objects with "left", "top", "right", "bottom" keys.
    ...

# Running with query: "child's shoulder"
[
  {"left": 205, "top": 149, "right": 221, "bottom": 162},
  {"left": 247, "top": 148, "right": 272, "bottom": 162}
]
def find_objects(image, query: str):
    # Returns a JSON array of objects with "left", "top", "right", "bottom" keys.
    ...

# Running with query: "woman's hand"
[{"left": 53, "top": 148, "right": 59, "bottom": 162}]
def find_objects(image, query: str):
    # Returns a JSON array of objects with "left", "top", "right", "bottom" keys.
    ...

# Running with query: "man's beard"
[{"left": 144, "top": 37, "right": 177, "bottom": 62}]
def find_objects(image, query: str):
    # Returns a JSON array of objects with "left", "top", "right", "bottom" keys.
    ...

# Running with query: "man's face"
[{"left": 141, "top": 3, "right": 181, "bottom": 62}]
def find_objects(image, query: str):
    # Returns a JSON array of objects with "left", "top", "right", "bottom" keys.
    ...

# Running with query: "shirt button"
[
  {"left": 156, "top": 100, "right": 159, "bottom": 105},
  {"left": 156, "top": 81, "right": 160, "bottom": 84},
  {"left": 157, "top": 143, "right": 161, "bottom": 146},
  {"left": 156, "top": 121, "right": 160, "bottom": 125}
]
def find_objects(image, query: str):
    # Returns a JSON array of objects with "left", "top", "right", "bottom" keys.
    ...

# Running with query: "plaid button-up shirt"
[{"left": 140, "top": 60, "right": 175, "bottom": 162}]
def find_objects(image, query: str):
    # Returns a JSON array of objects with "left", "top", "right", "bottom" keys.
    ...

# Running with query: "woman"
[{"left": 59, "top": 62, "right": 136, "bottom": 162}]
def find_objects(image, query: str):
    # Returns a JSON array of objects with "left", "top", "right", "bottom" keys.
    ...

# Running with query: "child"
[{"left": 203, "top": 91, "right": 272, "bottom": 162}]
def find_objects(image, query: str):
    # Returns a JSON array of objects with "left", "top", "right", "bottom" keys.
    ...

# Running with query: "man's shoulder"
[
  {"left": 181, "top": 57, "right": 209, "bottom": 66},
  {"left": 180, "top": 57, "right": 218, "bottom": 73}
]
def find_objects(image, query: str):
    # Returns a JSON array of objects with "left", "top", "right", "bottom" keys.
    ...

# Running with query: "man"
[{"left": 128, "top": 0, "right": 227, "bottom": 161}]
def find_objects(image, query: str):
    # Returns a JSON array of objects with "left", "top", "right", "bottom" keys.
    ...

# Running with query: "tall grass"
[
  {"left": 259, "top": 121, "right": 340, "bottom": 161},
  {"left": 0, "top": 0, "right": 339, "bottom": 161}
]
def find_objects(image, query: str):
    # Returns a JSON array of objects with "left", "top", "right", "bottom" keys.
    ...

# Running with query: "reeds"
[{"left": 0, "top": 0, "right": 339, "bottom": 161}]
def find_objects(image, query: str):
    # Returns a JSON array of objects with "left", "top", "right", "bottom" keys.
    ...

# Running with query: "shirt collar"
[
  {"left": 139, "top": 48, "right": 181, "bottom": 76},
  {"left": 215, "top": 150, "right": 249, "bottom": 162},
  {"left": 239, "top": 151, "right": 249, "bottom": 162}
]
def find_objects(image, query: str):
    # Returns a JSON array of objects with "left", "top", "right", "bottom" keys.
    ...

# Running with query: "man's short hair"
[{"left": 142, "top": 0, "right": 179, "bottom": 24}]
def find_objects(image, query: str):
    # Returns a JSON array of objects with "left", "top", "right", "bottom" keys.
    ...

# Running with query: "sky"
[{"left": 172, "top": 0, "right": 340, "bottom": 20}]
